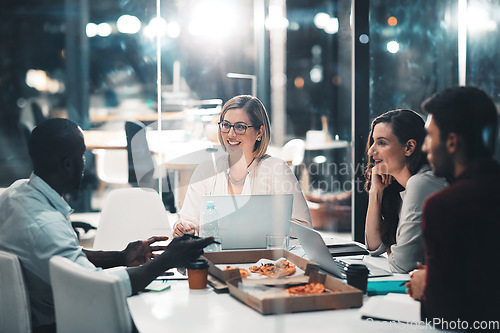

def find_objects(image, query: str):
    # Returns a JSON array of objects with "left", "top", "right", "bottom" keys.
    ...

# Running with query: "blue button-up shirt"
[{"left": 0, "top": 173, "right": 131, "bottom": 328}]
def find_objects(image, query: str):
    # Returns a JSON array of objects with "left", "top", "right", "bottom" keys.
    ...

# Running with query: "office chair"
[
  {"left": 93, "top": 149, "right": 129, "bottom": 194},
  {"left": 49, "top": 256, "right": 133, "bottom": 333},
  {"left": 93, "top": 187, "right": 173, "bottom": 251},
  {"left": 124, "top": 120, "right": 176, "bottom": 213},
  {"left": 281, "top": 139, "right": 305, "bottom": 167},
  {"left": 0, "top": 250, "right": 32, "bottom": 333},
  {"left": 18, "top": 122, "right": 32, "bottom": 145},
  {"left": 281, "top": 138, "right": 306, "bottom": 179},
  {"left": 30, "top": 101, "right": 45, "bottom": 126}
]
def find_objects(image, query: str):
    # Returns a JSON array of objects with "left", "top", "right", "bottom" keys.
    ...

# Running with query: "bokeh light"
[
  {"left": 388, "top": 16, "right": 398, "bottom": 26},
  {"left": 314, "top": 12, "right": 330, "bottom": 29},
  {"left": 86, "top": 23, "right": 97, "bottom": 37},
  {"left": 188, "top": 1, "right": 240, "bottom": 40},
  {"left": 143, "top": 17, "right": 167, "bottom": 38},
  {"left": 117, "top": 15, "right": 141, "bottom": 34},
  {"left": 310, "top": 66, "right": 323, "bottom": 83},
  {"left": 359, "top": 34, "right": 369, "bottom": 44},
  {"left": 97, "top": 23, "right": 112, "bottom": 37},
  {"left": 387, "top": 41, "right": 400, "bottom": 53},
  {"left": 294, "top": 77, "right": 305, "bottom": 89},
  {"left": 324, "top": 17, "right": 339, "bottom": 34}
]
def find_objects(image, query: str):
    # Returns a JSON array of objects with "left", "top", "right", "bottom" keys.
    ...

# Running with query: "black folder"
[{"left": 327, "top": 243, "right": 369, "bottom": 257}]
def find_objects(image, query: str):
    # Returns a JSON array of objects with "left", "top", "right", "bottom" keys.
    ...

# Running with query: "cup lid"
[
  {"left": 186, "top": 258, "right": 209, "bottom": 269},
  {"left": 345, "top": 263, "right": 369, "bottom": 274}
]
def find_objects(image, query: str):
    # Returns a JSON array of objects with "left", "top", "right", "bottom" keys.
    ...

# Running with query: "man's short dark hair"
[
  {"left": 421, "top": 86, "right": 498, "bottom": 159},
  {"left": 28, "top": 118, "right": 85, "bottom": 176}
]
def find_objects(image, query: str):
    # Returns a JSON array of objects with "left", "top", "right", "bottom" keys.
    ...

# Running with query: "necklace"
[
  {"left": 227, "top": 157, "right": 254, "bottom": 186},
  {"left": 227, "top": 171, "right": 248, "bottom": 186}
]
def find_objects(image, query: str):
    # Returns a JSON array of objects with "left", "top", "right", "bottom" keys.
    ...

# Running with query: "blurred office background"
[{"left": 1, "top": 0, "right": 499, "bottom": 242}]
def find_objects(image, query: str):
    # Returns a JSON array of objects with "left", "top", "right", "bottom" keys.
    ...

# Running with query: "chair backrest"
[
  {"left": 0, "top": 250, "right": 32, "bottom": 333},
  {"left": 94, "top": 149, "right": 129, "bottom": 185},
  {"left": 49, "top": 256, "right": 132, "bottom": 333},
  {"left": 281, "top": 139, "right": 305, "bottom": 166},
  {"left": 125, "top": 120, "right": 155, "bottom": 187},
  {"left": 18, "top": 122, "right": 32, "bottom": 144},
  {"left": 31, "top": 101, "right": 46, "bottom": 126},
  {"left": 93, "top": 187, "right": 172, "bottom": 251}
]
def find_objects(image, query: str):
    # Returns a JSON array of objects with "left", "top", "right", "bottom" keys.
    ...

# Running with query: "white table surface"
[{"left": 127, "top": 239, "right": 442, "bottom": 333}]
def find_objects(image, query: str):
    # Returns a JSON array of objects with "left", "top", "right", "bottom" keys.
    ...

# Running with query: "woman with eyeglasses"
[{"left": 173, "top": 95, "right": 311, "bottom": 237}]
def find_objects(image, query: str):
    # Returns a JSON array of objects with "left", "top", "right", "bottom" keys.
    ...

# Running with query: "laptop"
[
  {"left": 291, "top": 221, "right": 392, "bottom": 278},
  {"left": 201, "top": 194, "right": 293, "bottom": 250}
]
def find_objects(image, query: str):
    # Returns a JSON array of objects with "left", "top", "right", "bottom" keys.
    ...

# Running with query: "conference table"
[{"left": 127, "top": 239, "right": 445, "bottom": 333}]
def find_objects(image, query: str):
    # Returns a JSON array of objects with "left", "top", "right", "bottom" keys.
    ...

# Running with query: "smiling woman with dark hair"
[{"left": 364, "top": 109, "right": 447, "bottom": 273}]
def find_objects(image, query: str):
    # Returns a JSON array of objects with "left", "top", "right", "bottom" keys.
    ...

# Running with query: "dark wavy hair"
[{"left": 364, "top": 109, "right": 428, "bottom": 247}]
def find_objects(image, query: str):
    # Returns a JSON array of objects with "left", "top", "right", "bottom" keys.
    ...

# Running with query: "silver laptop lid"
[
  {"left": 291, "top": 221, "right": 347, "bottom": 277},
  {"left": 201, "top": 194, "right": 293, "bottom": 250},
  {"left": 291, "top": 221, "right": 392, "bottom": 278}
]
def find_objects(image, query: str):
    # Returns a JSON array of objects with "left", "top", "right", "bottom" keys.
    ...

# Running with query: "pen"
[{"left": 184, "top": 233, "right": 221, "bottom": 244}]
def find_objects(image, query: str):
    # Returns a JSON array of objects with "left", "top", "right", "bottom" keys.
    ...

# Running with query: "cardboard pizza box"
[
  {"left": 226, "top": 270, "right": 363, "bottom": 315},
  {"left": 203, "top": 249, "right": 319, "bottom": 286}
]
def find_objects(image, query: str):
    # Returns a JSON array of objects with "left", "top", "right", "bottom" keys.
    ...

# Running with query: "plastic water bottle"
[{"left": 200, "top": 201, "right": 221, "bottom": 252}]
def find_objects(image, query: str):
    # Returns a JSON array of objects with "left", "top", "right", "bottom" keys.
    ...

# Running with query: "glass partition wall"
[{"left": 1, "top": 0, "right": 500, "bottom": 241}]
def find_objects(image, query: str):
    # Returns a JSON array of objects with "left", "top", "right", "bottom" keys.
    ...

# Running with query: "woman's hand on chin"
[{"left": 370, "top": 168, "right": 392, "bottom": 194}]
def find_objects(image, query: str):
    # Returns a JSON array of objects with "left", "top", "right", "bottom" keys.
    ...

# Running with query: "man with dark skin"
[{"left": 0, "top": 118, "right": 214, "bottom": 332}]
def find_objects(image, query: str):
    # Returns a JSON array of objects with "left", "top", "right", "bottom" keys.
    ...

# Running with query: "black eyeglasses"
[{"left": 218, "top": 121, "right": 254, "bottom": 135}]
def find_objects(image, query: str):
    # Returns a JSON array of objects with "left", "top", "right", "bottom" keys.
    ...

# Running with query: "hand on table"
[
  {"left": 173, "top": 221, "right": 198, "bottom": 237},
  {"left": 406, "top": 263, "right": 427, "bottom": 300},
  {"left": 160, "top": 234, "right": 214, "bottom": 268},
  {"left": 122, "top": 236, "right": 169, "bottom": 267}
]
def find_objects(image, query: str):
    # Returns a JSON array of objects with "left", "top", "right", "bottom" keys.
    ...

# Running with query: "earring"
[{"left": 257, "top": 137, "right": 262, "bottom": 141}]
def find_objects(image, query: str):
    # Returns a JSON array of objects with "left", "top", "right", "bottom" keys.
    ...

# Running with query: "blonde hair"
[{"left": 217, "top": 95, "right": 271, "bottom": 158}]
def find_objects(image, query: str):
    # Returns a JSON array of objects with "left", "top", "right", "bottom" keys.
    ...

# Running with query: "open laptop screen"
[{"left": 201, "top": 194, "right": 292, "bottom": 250}]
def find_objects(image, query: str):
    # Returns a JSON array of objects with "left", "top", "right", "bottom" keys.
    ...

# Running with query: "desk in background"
[
  {"left": 83, "top": 130, "right": 225, "bottom": 208},
  {"left": 83, "top": 129, "right": 294, "bottom": 208},
  {"left": 83, "top": 129, "right": 188, "bottom": 150},
  {"left": 83, "top": 130, "right": 126, "bottom": 150},
  {"left": 89, "top": 110, "right": 184, "bottom": 124}
]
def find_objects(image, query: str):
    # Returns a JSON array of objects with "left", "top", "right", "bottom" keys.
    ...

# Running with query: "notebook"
[
  {"left": 291, "top": 221, "right": 392, "bottom": 278},
  {"left": 359, "top": 293, "right": 421, "bottom": 323},
  {"left": 201, "top": 194, "right": 293, "bottom": 250}
]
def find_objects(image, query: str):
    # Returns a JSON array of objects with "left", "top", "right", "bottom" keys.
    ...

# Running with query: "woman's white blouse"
[{"left": 177, "top": 154, "right": 311, "bottom": 228}]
